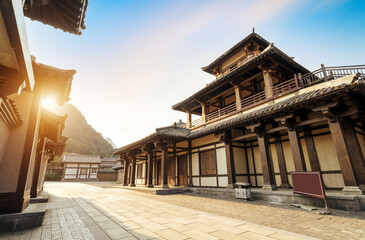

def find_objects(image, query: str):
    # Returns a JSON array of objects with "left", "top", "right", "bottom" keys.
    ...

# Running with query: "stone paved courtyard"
[{"left": 1, "top": 182, "right": 365, "bottom": 240}]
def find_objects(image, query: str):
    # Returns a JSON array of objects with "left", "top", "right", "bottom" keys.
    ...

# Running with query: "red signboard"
[{"left": 291, "top": 172, "right": 325, "bottom": 199}]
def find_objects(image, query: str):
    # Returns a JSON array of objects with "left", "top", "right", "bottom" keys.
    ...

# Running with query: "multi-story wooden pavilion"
[
  {"left": 0, "top": 0, "right": 88, "bottom": 214},
  {"left": 114, "top": 32, "right": 365, "bottom": 199}
]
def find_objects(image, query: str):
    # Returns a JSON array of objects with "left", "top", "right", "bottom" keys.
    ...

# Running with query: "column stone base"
[
  {"left": 342, "top": 186, "right": 363, "bottom": 195},
  {"left": 122, "top": 183, "right": 128, "bottom": 186},
  {"left": 145, "top": 184, "right": 154, "bottom": 188},
  {"left": 262, "top": 184, "right": 277, "bottom": 191},
  {"left": 162, "top": 184, "right": 169, "bottom": 189},
  {"left": 280, "top": 183, "right": 290, "bottom": 189},
  {"left": 129, "top": 183, "right": 136, "bottom": 187}
]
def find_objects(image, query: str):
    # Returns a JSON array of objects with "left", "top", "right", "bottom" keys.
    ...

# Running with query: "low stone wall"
[
  {"left": 98, "top": 172, "right": 117, "bottom": 181},
  {"left": 189, "top": 187, "right": 365, "bottom": 212}
]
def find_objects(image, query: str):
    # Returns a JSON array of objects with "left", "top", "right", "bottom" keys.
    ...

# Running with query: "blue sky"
[{"left": 25, "top": 0, "right": 365, "bottom": 147}]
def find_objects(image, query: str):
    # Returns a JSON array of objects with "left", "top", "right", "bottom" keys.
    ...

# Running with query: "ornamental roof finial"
[{"left": 252, "top": 27, "right": 255, "bottom": 33}]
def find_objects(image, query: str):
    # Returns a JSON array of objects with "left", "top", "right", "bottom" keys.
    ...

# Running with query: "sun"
[{"left": 42, "top": 98, "right": 56, "bottom": 108}]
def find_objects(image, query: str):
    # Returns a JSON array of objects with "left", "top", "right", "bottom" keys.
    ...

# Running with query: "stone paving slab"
[{"left": 3, "top": 182, "right": 363, "bottom": 239}]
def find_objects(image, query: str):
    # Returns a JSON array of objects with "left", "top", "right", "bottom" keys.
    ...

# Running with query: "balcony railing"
[
  {"left": 216, "top": 52, "right": 259, "bottom": 79},
  {"left": 190, "top": 65, "right": 365, "bottom": 128}
]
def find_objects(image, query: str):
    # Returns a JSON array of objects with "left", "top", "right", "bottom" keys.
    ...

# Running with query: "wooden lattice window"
[
  {"left": 200, "top": 150, "right": 217, "bottom": 175},
  {"left": 80, "top": 168, "right": 87, "bottom": 175}
]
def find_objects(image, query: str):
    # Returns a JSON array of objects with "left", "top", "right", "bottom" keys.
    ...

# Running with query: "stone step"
[
  {"left": 30, "top": 196, "right": 49, "bottom": 204},
  {"left": 0, "top": 202, "right": 47, "bottom": 232}
]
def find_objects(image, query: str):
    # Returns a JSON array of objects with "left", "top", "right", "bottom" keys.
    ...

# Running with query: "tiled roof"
[
  {"left": 189, "top": 81, "right": 365, "bottom": 138},
  {"left": 32, "top": 58, "right": 76, "bottom": 105},
  {"left": 202, "top": 32, "right": 270, "bottom": 73},
  {"left": 114, "top": 80, "right": 365, "bottom": 155},
  {"left": 113, "top": 122, "right": 190, "bottom": 154},
  {"left": 63, "top": 153, "right": 101, "bottom": 163},
  {"left": 24, "top": 0, "right": 88, "bottom": 35},
  {"left": 172, "top": 45, "right": 310, "bottom": 112}
]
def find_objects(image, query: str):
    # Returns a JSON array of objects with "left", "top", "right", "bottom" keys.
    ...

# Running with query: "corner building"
[{"left": 114, "top": 32, "right": 365, "bottom": 198}]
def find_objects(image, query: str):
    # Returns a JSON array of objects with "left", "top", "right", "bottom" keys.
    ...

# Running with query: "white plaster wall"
[
  {"left": 142, "top": 163, "right": 146, "bottom": 177},
  {"left": 270, "top": 144, "right": 280, "bottom": 173},
  {"left": 253, "top": 147, "right": 262, "bottom": 174},
  {"left": 192, "top": 153, "right": 199, "bottom": 175},
  {"left": 216, "top": 143, "right": 225, "bottom": 148},
  {"left": 65, "top": 169, "right": 77, "bottom": 174},
  {"left": 192, "top": 177, "right": 199, "bottom": 186},
  {"left": 201, "top": 177, "right": 217, "bottom": 187},
  {"left": 301, "top": 139, "right": 312, "bottom": 171},
  {"left": 275, "top": 175, "right": 282, "bottom": 187},
  {"left": 90, "top": 173, "right": 98, "bottom": 178},
  {"left": 313, "top": 134, "right": 340, "bottom": 171},
  {"left": 66, "top": 163, "right": 78, "bottom": 167},
  {"left": 91, "top": 164, "right": 99, "bottom": 168},
  {"left": 322, "top": 173, "right": 344, "bottom": 188},
  {"left": 64, "top": 175, "right": 76, "bottom": 179},
  {"left": 250, "top": 176, "right": 256, "bottom": 186},
  {"left": 216, "top": 148, "right": 227, "bottom": 175},
  {"left": 79, "top": 164, "right": 90, "bottom": 168},
  {"left": 256, "top": 176, "right": 263, "bottom": 186},
  {"left": 218, "top": 176, "right": 228, "bottom": 187},
  {"left": 282, "top": 141, "right": 295, "bottom": 172}
]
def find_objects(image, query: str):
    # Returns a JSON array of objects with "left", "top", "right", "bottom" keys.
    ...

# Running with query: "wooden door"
[
  {"left": 79, "top": 168, "right": 88, "bottom": 179},
  {"left": 178, "top": 155, "right": 188, "bottom": 186},
  {"left": 168, "top": 156, "right": 175, "bottom": 186}
]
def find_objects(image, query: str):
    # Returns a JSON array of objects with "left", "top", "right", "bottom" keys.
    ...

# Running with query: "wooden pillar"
[
  {"left": 122, "top": 159, "right": 129, "bottom": 186},
  {"left": 31, "top": 135, "right": 46, "bottom": 198},
  {"left": 275, "top": 115, "right": 307, "bottom": 172},
  {"left": 201, "top": 103, "right": 206, "bottom": 123},
  {"left": 154, "top": 153, "right": 158, "bottom": 185},
  {"left": 186, "top": 111, "right": 192, "bottom": 128},
  {"left": 303, "top": 126, "right": 321, "bottom": 172},
  {"left": 146, "top": 151, "right": 154, "bottom": 188},
  {"left": 287, "top": 128, "right": 306, "bottom": 172},
  {"left": 188, "top": 141, "right": 193, "bottom": 187},
  {"left": 342, "top": 120, "right": 365, "bottom": 192},
  {"left": 12, "top": 82, "right": 44, "bottom": 212},
  {"left": 274, "top": 136, "right": 289, "bottom": 188},
  {"left": 328, "top": 119, "right": 362, "bottom": 195},
  {"left": 263, "top": 70, "right": 274, "bottom": 98},
  {"left": 257, "top": 134, "right": 277, "bottom": 190},
  {"left": 129, "top": 155, "right": 136, "bottom": 187},
  {"left": 161, "top": 145, "right": 169, "bottom": 188},
  {"left": 234, "top": 85, "right": 242, "bottom": 110},
  {"left": 300, "top": 114, "right": 320, "bottom": 172},
  {"left": 221, "top": 131, "right": 236, "bottom": 188}
]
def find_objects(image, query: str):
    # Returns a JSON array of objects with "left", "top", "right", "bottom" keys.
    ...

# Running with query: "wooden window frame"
[{"left": 199, "top": 149, "right": 217, "bottom": 176}]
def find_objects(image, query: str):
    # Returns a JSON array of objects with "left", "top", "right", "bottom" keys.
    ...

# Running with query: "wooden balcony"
[{"left": 190, "top": 65, "right": 365, "bottom": 129}]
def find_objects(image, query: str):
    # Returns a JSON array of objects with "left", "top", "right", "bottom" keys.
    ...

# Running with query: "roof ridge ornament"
[{"left": 252, "top": 27, "right": 255, "bottom": 34}]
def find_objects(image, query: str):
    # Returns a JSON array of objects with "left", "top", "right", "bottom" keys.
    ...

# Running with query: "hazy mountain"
[{"left": 45, "top": 103, "right": 114, "bottom": 158}]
